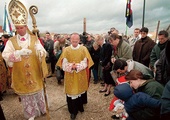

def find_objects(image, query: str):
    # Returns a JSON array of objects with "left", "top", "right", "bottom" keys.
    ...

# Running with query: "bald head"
[{"left": 70, "top": 33, "right": 80, "bottom": 47}]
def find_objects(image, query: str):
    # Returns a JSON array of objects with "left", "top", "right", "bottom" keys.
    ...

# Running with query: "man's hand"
[
  {"left": 72, "top": 62, "right": 77, "bottom": 70},
  {"left": 35, "top": 44, "right": 42, "bottom": 51}
]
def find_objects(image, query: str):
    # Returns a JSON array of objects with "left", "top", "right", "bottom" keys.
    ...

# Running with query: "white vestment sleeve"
[
  {"left": 2, "top": 40, "right": 17, "bottom": 67},
  {"left": 62, "top": 58, "right": 73, "bottom": 73}
]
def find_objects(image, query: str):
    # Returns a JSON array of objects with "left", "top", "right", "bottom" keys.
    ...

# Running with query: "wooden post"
[
  {"left": 83, "top": 18, "right": 86, "bottom": 33},
  {"left": 155, "top": 20, "right": 160, "bottom": 43}
]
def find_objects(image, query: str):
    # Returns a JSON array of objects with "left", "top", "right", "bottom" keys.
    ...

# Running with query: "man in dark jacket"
[
  {"left": 133, "top": 27, "right": 156, "bottom": 67},
  {"left": 44, "top": 32, "right": 55, "bottom": 77},
  {"left": 156, "top": 40, "right": 170, "bottom": 85},
  {"left": 150, "top": 30, "right": 169, "bottom": 71}
]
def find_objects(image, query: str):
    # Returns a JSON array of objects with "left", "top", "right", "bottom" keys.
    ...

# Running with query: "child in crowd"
[{"left": 109, "top": 59, "right": 129, "bottom": 119}]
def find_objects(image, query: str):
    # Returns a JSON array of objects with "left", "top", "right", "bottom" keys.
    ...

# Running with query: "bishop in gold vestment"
[
  {"left": 2, "top": 1, "right": 48, "bottom": 119},
  {"left": 2, "top": 33, "right": 48, "bottom": 120}
]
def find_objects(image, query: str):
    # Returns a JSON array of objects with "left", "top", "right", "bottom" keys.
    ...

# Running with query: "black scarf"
[{"left": 158, "top": 40, "right": 168, "bottom": 50}]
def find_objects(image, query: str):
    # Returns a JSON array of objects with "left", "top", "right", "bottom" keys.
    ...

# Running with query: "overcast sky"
[{"left": 0, "top": 0, "right": 170, "bottom": 35}]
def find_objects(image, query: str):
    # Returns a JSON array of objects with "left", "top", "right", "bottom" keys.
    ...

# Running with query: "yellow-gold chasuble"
[
  {"left": 57, "top": 45, "right": 94, "bottom": 95},
  {"left": 10, "top": 35, "right": 46, "bottom": 95}
]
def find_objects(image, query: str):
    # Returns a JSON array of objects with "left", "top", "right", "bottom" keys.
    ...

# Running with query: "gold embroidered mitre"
[{"left": 8, "top": 0, "right": 28, "bottom": 26}]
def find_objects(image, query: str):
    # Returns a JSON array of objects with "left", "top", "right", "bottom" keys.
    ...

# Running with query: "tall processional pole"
[{"left": 29, "top": 5, "right": 50, "bottom": 120}]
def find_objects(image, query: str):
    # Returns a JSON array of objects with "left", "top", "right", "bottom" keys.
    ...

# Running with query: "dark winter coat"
[
  {"left": 155, "top": 40, "right": 170, "bottom": 86},
  {"left": 100, "top": 43, "right": 114, "bottom": 85},
  {"left": 161, "top": 80, "right": 170, "bottom": 120},
  {"left": 44, "top": 39, "right": 54, "bottom": 63},
  {"left": 114, "top": 83, "right": 161, "bottom": 120},
  {"left": 134, "top": 79, "right": 164, "bottom": 120},
  {"left": 84, "top": 39, "right": 94, "bottom": 53},
  {"left": 133, "top": 36, "right": 156, "bottom": 67},
  {"left": 150, "top": 41, "right": 168, "bottom": 68},
  {"left": 100, "top": 43, "right": 113, "bottom": 69},
  {"left": 90, "top": 46, "right": 100, "bottom": 70}
]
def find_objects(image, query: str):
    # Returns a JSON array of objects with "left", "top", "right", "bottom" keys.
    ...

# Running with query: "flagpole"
[
  {"left": 125, "top": 0, "right": 133, "bottom": 28},
  {"left": 3, "top": 3, "right": 7, "bottom": 35},
  {"left": 3, "top": 3, "right": 13, "bottom": 36},
  {"left": 142, "top": 0, "right": 146, "bottom": 27},
  {"left": 125, "top": 25, "right": 128, "bottom": 36}
]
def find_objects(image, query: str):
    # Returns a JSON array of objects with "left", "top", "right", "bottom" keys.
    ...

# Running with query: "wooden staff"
[
  {"left": 29, "top": 5, "right": 50, "bottom": 120},
  {"left": 29, "top": 5, "right": 39, "bottom": 35}
]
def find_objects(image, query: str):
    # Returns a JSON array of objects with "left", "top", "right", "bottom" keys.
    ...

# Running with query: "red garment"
[
  {"left": 109, "top": 96, "right": 119, "bottom": 111},
  {"left": 38, "top": 38, "right": 44, "bottom": 47},
  {"left": 20, "top": 38, "right": 26, "bottom": 41},
  {"left": 116, "top": 76, "right": 127, "bottom": 85},
  {"left": 53, "top": 39, "right": 57, "bottom": 43},
  {"left": 109, "top": 75, "right": 127, "bottom": 111},
  {"left": 3, "top": 40, "right": 8, "bottom": 46},
  {"left": 113, "top": 46, "right": 118, "bottom": 56}
]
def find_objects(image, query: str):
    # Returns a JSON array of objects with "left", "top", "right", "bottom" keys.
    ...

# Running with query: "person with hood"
[
  {"left": 125, "top": 70, "right": 164, "bottom": 120},
  {"left": 114, "top": 83, "right": 161, "bottom": 120}
]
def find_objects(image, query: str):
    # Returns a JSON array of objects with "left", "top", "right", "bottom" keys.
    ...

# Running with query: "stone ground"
[{"left": 1, "top": 76, "right": 115, "bottom": 120}]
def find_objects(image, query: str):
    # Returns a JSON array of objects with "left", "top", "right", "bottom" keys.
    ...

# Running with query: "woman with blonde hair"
[
  {"left": 90, "top": 42, "right": 100, "bottom": 84},
  {"left": 96, "top": 35, "right": 115, "bottom": 96}
]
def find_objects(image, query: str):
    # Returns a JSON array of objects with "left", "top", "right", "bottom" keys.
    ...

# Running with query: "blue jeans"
[{"left": 92, "top": 68, "right": 98, "bottom": 82}]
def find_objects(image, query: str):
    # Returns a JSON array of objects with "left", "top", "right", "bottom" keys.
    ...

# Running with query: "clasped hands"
[
  {"left": 68, "top": 62, "right": 84, "bottom": 73},
  {"left": 71, "top": 62, "right": 77, "bottom": 71}
]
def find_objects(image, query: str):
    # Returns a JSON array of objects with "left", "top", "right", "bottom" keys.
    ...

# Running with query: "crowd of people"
[{"left": 0, "top": 1, "right": 170, "bottom": 120}]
